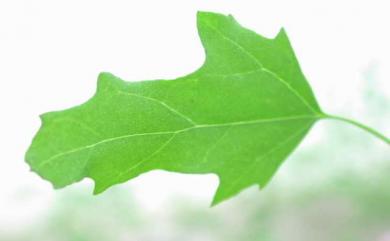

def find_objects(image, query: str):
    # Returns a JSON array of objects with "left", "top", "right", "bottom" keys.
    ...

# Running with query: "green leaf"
[{"left": 26, "top": 11, "right": 389, "bottom": 205}]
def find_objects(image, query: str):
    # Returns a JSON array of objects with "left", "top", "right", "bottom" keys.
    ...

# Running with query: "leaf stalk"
[{"left": 325, "top": 114, "right": 389, "bottom": 145}]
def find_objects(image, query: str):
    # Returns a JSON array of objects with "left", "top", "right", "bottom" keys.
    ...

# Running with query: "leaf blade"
[{"left": 26, "top": 11, "right": 323, "bottom": 205}]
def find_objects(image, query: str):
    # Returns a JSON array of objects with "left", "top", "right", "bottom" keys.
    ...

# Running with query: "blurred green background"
[
  {"left": 1, "top": 1, "right": 390, "bottom": 240},
  {"left": 3, "top": 70, "right": 389, "bottom": 241}
]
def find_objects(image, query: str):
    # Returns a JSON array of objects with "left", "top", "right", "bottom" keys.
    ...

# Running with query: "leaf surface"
[{"left": 26, "top": 12, "right": 325, "bottom": 205}]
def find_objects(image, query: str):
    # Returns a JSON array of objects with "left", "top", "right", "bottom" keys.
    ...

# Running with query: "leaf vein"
[
  {"left": 223, "top": 122, "right": 311, "bottom": 194},
  {"left": 37, "top": 115, "right": 319, "bottom": 169},
  {"left": 115, "top": 133, "right": 177, "bottom": 181},
  {"left": 117, "top": 90, "right": 197, "bottom": 126},
  {"left": 201, "top": 21, "right": 318, "bottom": 114}
]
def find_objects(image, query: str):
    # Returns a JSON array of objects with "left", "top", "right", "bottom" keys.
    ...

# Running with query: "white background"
[{"left": 1, "top": 0, "right": 389, "bottom": 232}]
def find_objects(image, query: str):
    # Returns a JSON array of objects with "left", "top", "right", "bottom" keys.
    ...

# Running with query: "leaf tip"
[
  {"left": 38, "top": 112, "right": 52, "bottom": 123},
  {"left": 196, "top": 11, "right": 215, "bottom": 19},
  {"left": 196, "top": 11, "right": 234, "bottom": 25},
  {"left": 91, "top": 178, "right": 109, "bottom": 196},
  {"left": 275, "top": 27, "right": 288, "bottom": 40},
  {"left": 96, "top": 72, "right": 124, "bottom": 94},
  {"left": 210, "top": 175, "right": 238, "bottom": 207},
  {"left": 210, "top": 192, "right": 226, "bottom": 207}
]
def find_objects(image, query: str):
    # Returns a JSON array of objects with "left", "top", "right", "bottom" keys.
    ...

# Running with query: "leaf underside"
[{"left": 26, "top": 12, "right": 323, "bottom": 205}]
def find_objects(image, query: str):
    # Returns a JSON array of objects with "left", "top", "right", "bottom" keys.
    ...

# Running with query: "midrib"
[{"left": 38, "top": 114, "right": 319, "bottom": 168}]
